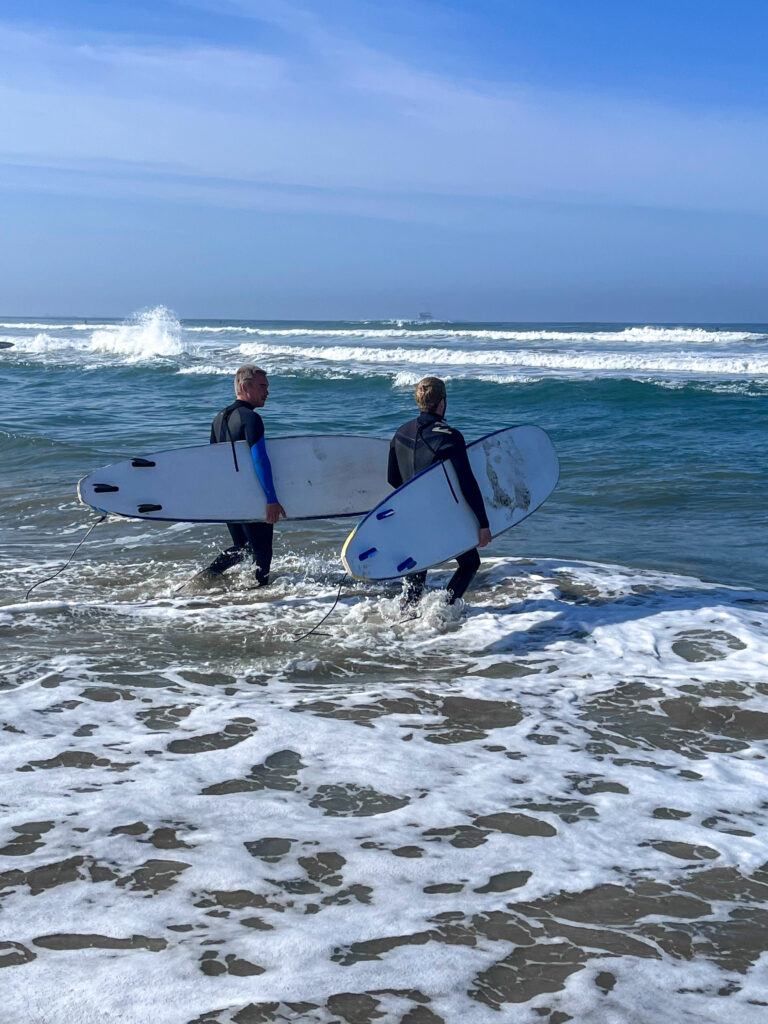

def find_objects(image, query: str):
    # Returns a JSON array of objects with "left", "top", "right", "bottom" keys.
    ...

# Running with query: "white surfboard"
[
  {"left": 78, "top": 436, "right": 392, "bottom": 522},
  {"left": 342, "top": 425, "right": 558, "bottom": 579}
]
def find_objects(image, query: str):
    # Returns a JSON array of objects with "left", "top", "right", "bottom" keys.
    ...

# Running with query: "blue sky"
[{"left": 1, "top": 0, "right": 767, "bottom": 320}]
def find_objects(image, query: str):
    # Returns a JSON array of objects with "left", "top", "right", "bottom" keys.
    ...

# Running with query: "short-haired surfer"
[
  {"left": 388, "top": 376, "right": 491, "bottom": 606},
  {"left": 200, "top": 365, "right": 286, "bottom": 585}
]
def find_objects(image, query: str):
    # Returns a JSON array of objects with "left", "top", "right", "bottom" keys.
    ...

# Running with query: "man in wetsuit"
[
  {"left": 201, "top": 364, "right": 286, "bottom": 585},
  {"left": 388, "top": 376, "right": 491, "bottom": 605}
]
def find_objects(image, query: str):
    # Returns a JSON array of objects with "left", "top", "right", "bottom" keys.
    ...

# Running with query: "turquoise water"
[
  {"left": 2, "top": 311, "right": 766, "bottom": 586},
  {"left": 1, "top": 310, "right": 768, "bottom": 1024}
]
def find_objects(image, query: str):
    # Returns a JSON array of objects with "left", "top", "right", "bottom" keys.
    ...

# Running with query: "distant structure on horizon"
[{"left": 418, "top": 312, "right": 433, "bottom": 321}]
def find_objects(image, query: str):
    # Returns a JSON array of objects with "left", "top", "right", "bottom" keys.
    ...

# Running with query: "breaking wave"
[
  {"left": 4, "top": 306, "right": 190, "bottom": 364},
  {"left": 3, "top": 311, "right": 767, "bottom": 384},
  {"left": 234, "top": 341, "right": 768, "bottom": 377}
]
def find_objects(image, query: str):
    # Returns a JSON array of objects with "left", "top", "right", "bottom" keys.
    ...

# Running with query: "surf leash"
[
  {"left": 293, "top": 573, "right": 349, "bottom": 642},
  {"left": 24, "top": 514, "right": 107, "bottom": 601}
]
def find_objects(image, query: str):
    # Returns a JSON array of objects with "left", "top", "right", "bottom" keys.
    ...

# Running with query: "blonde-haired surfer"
[{"left": 388, "top": 376, "right": 491, "bottom": 606}]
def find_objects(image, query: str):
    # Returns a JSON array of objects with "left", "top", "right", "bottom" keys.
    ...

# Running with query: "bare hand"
[
  {"left": 477, "top": 527, "right": 492, "bottom": 549},
  {"left": 265, "top": 502, "right": 286, "bottom": 524}
]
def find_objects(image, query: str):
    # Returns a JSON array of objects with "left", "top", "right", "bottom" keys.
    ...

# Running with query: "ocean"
[{"left": 1, "top": 309, "right": 767, "bottom": 1023}]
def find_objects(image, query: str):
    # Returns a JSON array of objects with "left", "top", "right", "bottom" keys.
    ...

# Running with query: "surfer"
[
  {"left": 199, "top": 365, "right": 286, "bottom": 586},
  {"left": 388, "top": 377, "right": 491, "bottom": 606}
]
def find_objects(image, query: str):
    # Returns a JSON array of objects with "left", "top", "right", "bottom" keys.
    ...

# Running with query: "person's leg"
[
  {"left": 202, "top": 523, "right": 248, "bottom": 575},
  {"left": 446, "top": 548, "right": 481, "bottom": 604},
  {"left": 243, "top": 522, "right": 274, "bottom": 585},
  {"left": 401, "top": 570, "right": 427, "bottom": 607}
]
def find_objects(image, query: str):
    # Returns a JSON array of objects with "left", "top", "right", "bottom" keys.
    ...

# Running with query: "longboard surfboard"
[
  {"left": 78, "top": 436, "right": 391, "bottom": 523},
  {"left": 341, "top": 425, "right": 558, "bottom": 579}
]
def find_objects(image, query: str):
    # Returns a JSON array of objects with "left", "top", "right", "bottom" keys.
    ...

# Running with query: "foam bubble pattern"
[{"left": 2, "top": 551, "right": 768, "bottom": 1023}]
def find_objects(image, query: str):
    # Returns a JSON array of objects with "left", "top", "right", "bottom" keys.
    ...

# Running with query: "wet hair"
[
  {"left": 234, "top": 364, "right": 267, "bottom": 396},
  {"left": 414, "top": 376, "right": 446, "bottom": 413}
]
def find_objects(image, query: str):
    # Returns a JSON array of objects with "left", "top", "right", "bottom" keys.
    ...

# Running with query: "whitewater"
[{"left": 3, "top": 311, "right": 768, "bottom": 384}]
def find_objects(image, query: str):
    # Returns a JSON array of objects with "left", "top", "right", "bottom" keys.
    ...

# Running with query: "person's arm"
[
  {"left": 250, "top": 437, "right": 278, "bottom": 503},
  {"left": 446, "top": 431, "right": 490, "bottom": 539},
  {"left": 388, "top": 441, "right": 403, "bottom": 488},
  {"left": 244, "top": 411, "right": 286, "bottom": 522}
]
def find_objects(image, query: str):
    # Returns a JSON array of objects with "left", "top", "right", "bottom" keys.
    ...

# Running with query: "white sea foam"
[
  {"left": 177, "top": 362, "right": 240, "bottom": 376},
  {"left": 0, "top": 321, "right": 114, "bottom": 331},
  {"left": 5, "top": 306, "right": 193, "bottom": 365},
  {"left": 2, "top": 543, "right": 768, "bottom": 1022},
  {"left": 87, "top": 306, "right": 186, "bottom": 359},
  {"left": 4, "top": 312, "right": 767, "bottom": 383},
  {"left": 236, "top": 340, "right": 768, "bottom": 377},
  {"left": 5, "top": 319, "right": 765, "bottom": 345},
  {"left": 197, "top": 325, "right": 768, "bottom": 344},
  {"left": 10, "top": 331, "right": 60, "bottom": 353}
]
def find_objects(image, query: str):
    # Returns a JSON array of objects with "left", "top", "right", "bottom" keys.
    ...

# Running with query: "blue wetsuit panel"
[{"left": 251, "top": 437, "right": 278, "bottom": 504}]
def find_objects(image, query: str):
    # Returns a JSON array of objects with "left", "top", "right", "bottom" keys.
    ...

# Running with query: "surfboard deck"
[
  {"left": 78, "top": 436, "right": 392, "bottom": 523},
  {"left": 342, "top": 425, "right": 558, "bottom": 580}
]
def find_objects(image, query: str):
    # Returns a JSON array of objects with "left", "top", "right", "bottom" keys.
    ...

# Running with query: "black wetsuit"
[
  {"left": 204, "top": 400, "right": 274, "bottom": 584},
  {"left": 388, "top": 412, "right": 489, "bottom": 604}
]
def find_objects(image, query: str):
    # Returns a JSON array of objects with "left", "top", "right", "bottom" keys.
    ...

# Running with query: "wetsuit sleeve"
[
  {"left": 251, "top": 437, "right": 278, "bottom": 504},
  {"left": 243, "top": 411, "right": 278, "bottom": 504},
  {"left": 388, "top": 440, "right": 403, "bottom": 488},
  {"left": 447, "top": 430, "right": 490, "bottom": 529}
]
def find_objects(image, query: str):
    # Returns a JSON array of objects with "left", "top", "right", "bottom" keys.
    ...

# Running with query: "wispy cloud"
[{"left": 2, "top": 4, "right": 768, "bottom": 221}]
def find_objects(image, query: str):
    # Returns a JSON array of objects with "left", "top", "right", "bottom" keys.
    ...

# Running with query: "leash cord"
[
  {"left": 24, "top": 514, "right": 107, "bottom": 601},
  {"left": 293, "top": 573, "right": 348, "bottom": 641}
]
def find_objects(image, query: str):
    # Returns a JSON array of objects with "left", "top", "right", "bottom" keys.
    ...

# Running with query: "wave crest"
[
  {"left": 88, "top": 306, "right": 185, "bottom": 360},
  {"left": 235, "top": 340, "right": 768, "bottom": 377}
]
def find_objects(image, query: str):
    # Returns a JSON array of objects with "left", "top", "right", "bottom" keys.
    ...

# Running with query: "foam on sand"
[{"left": 2, "top": 551, "right": 767, "bottom": 1023}]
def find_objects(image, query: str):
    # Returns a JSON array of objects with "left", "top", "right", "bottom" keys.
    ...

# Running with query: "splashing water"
[{"left": 88, "top": 306, "right": 186, "bottom": 360}]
